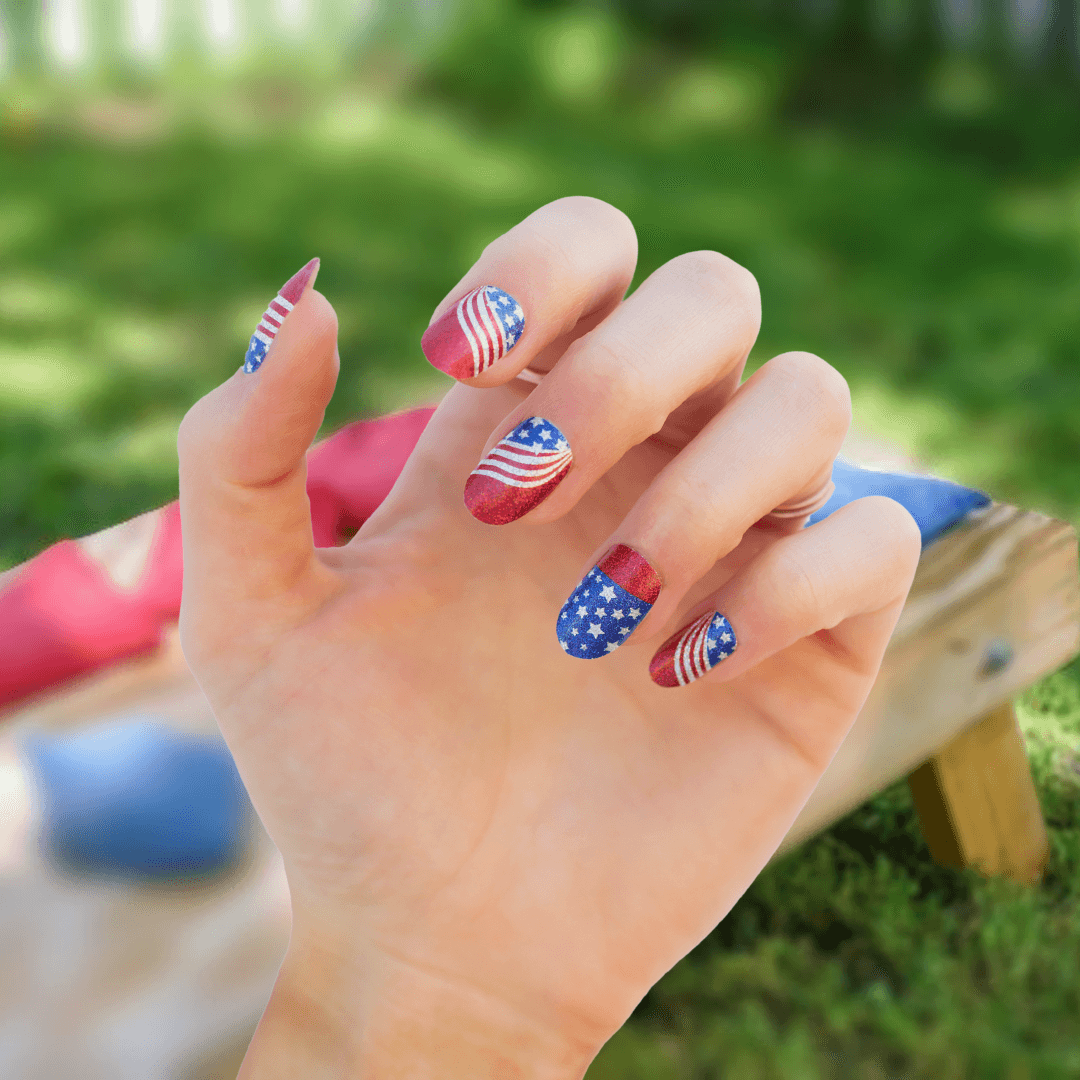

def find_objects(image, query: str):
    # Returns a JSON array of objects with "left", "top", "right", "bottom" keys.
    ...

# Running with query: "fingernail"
[
  {"left": 464, "top": 417, "right": 572, "bottom": 525},
  {"left": 422, "top": 285, "right": 525, "bottom": 379},
  {"left": 650, "top": 612, "right": 737, "bottom": 687},
  {"left": 557, "top": 545, "right": 662, "bottom": 659},
  {"left": 243, "top": 257, "right": 320, "bottom": 374}
]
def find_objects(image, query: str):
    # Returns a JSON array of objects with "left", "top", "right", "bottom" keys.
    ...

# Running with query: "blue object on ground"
[
  {"left": 24, "top": 719, "right": 251, "bottom": 879},
  {"left": 15, "top": 461, "right": 987, "bottom": 881},
  {"left": 808, "top": 458, "right": 992, "bottom": 547}
]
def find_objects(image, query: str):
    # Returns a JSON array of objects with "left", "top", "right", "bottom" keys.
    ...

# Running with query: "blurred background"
[{"left": 2, "top": 1, "right": 1080, "bottom": 1077}]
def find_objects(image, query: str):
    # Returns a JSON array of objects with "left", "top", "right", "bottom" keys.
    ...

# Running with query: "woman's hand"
[{"left": 177, "top": 198, "right": 921, "bottom": 1079}]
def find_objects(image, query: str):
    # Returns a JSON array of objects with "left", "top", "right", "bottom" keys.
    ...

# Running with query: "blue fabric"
[
  {"left": 24, "top": 719, "right": 251, "bottom": 879},
  {"left": 808, "top": 458, "right": 992, "bottom": 548}
]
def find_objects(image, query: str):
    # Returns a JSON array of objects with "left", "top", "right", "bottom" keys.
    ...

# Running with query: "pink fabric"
[
  {"left": 307, "top": 405, "right": 434, "bottom": 547},
  {"left": 0, "top": 406, "right": 434, "bottom": 710}
]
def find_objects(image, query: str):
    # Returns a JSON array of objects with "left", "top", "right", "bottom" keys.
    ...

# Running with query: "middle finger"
[{"left": 463, "top": 250, "right": 761, "bottom": 526}]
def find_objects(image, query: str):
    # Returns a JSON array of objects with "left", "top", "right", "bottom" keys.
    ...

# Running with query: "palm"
[{"left": 189, "top": 382, "right": 880, "bottom": 1042}]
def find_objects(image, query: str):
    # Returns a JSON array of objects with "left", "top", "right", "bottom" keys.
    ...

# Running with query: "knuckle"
[
  {"left": 502, "top": 222, "right": 575, "bottom": 290},
  {"left": 863, "top": 495, "right": 923, "bottom": 572},
  {"left": 766, "top": 544, "right": 823, "bottom": 622},
  {"left": 671, "top": 250, "right": 761, "bottom": 339},
  {"left": 586, "top": 338, "right": 666, "bottom": 433},
  {"left": 308, "top": 291, "right": 339, "bottom": 343},
  {"left": 665, "top": 470, "right": 738, "bottom": 547},
  {"left": 511, "top": 198, "right": 638, "bottom": 284},
  {"left": 675, "top": 249, "right": 753, "bottom": 295},
  {"left": 836, "top": 495, "right": 922, "bottom": 603},
  {"left": 723, "top": 256, "right": 761, "bottom": 313},
  {"left": 548, "top": 195, "right": 636, "bottom": 245},
  {"left": 765, "top": 351, "right": 851, "bottom": 436},
  {"left": 176, "top": 398, "right": 208, "bottom": 464},
  {"left": 177, "top": 388, "right": 232, "bottom": 473}
]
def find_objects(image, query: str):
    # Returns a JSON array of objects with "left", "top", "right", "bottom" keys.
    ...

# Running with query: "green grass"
[
  {"left": 592, "top": 658, "right": 1080, "bottom": 1078},
  {"left": 1, "top": 6, "right": 1079, "bottom": 1075}
]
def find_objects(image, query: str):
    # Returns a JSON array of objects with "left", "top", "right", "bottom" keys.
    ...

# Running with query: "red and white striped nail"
[
  {"left": 243, "top": 258, "right": 320, "bottom": 373},
  {"left": 649, "top": 612, "right": 737, "bottom": 687},
  {"left": 422, "top": 286, "right": 524, "bottom": 380},
  {"left": 464, "top": 417, "right": 572, "bottom": 525}
]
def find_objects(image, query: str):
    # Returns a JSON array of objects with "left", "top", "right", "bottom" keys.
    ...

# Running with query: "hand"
[{"left": 177, "top": 197, "right": 921, "bottom": 1078}]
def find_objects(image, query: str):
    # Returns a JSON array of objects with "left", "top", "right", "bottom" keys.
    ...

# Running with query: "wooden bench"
[
  {"left": 771, "top": 498, "right": 1080, "bottom": 886},
  {"left": 1, "top": 429, "right": 1077, "bottom": 1078}
]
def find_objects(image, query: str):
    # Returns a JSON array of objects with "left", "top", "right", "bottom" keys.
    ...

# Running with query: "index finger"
[{"left": 421, "top": 197, "right": 638, "bottom": 386}]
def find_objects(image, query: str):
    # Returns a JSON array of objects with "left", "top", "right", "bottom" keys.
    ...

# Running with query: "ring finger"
[{"left": 554, "top": 350, "right": 851, "bottom": 659}]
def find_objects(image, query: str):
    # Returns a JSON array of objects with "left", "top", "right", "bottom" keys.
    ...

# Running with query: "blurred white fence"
[
  {"left": 0, "top": 0, "right": 433, "bottom": 76},
  {"left": 0, "top": 0, "right": 1077, "bottom": 79}
]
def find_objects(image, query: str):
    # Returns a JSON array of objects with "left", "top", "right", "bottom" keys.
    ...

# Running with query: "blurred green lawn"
[{"left": 2, "top": 4, "right": 1079, "bottom": 1077}]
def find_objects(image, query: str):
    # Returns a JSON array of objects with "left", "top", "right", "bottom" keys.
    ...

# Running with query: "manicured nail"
[
  {"left": 650, "top": 612, "right": 736, "bottom": 687},
  {"left": 243, "top": 257, "right": 320, "bottom": 374},
  {"left": 422, "top": 285, "right": 524, "bottom": 379},
  {"left": 557, "top": 545, "right": 662, "bottom": 659},
  {"left": 464, "top": 417, "right": 572, "bottom": 525}
]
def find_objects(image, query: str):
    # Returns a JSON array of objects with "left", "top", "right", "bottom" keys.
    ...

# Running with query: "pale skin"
[{"left": 176, "top": 197, "right": 922, "bottom": 1078}]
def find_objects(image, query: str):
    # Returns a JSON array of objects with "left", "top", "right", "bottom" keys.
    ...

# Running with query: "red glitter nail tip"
[
  {"left": 596, "top": 544, "right": 662, "bottom": 604},
  {"left": 464, "top": 417, "right": 571, "bottom": 525},
  {"left": 423, "top": 286, "right": 524, "bottom": 380},
  {"left": 243, "top": 258, "right": 320, "bottom": 374}
]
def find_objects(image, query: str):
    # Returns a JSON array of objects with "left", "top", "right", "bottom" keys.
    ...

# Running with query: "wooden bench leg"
[{"left": 906, "top": 701, "right": 1050, "bottom": 888}]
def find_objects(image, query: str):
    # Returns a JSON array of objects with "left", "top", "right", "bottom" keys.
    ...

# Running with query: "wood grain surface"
[{"left": 771, "top": 502, "right": 1079, "bottom": 864}]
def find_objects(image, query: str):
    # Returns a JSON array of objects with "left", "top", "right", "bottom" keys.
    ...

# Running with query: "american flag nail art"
[
  {"left": 464, "top": 417, "right": 572, "bottom": 525},
  {"left": 557, "top": 545, "right": 662, "bottom": 659},
  {"left": 650, "top": 612, "right": 736, "bottom": 687},
  {"left": 243, "top": 258, "right": 320, "bottom": 374},
  {"left": 422, "top": 285, "right": 524, "bottom": 380}
]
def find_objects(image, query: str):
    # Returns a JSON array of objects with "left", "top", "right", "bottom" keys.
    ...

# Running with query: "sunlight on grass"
[
  {"left": 348, "top": 365, "right": 451, "bottom": 420},
  {"left": 530, "top": 7, "right": 625, "bottom": 107},
  {"left": 311, "top": 89, "right": 387, "bottom": 152},
  {"left": 66, "top": 412, "right": 184, "bottom": 480},
  {"left": 93, "top": 311, "right": 191, "bottom": 370},
  {"left": 0, "top": 344, "right": 101, "bottom": 412},
  {"left": 925, "top": 55, "right": 998, "bottom": 119},
  {"left": 850, "top": 380, "right": 1012, "bottom": 490},
  {"left": 0, "top": 274, "right": 86, "bottom": 326},
  {"left": 995, "top": 179, "right": 1080, "bottom": 246},
  {"left": 0, "top": 201, "right": 47, "bottom": 252},
  {"left": 351, "top": 108, "right": 546, "bottom": 202},
  {"left": 652, "top": 61, "right": 777, "bottom": 140}
]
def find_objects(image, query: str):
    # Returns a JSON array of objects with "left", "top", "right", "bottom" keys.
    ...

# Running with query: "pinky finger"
[{"left": 649, "top": 495, "right": 922, "bottom": 688}]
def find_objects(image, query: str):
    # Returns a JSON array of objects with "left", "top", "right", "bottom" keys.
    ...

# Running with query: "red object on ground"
[
  {"left": 306, "top": 405, "right": 433, "bottom": 547},
  {"left": 0, "top": 406, "right": 434, "bottom": 710}
]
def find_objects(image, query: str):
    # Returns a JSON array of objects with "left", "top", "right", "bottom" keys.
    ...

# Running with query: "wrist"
[{"left": 240, "top": 922, "right": 601, "bottom": 1080}]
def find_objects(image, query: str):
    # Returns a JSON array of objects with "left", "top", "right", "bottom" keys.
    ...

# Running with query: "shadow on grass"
[{"left": 2, "top": 15, "right": 1080, "bottom": 1074}]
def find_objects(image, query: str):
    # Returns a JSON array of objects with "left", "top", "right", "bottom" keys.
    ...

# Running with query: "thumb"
[{"left": 177, "top": 259, "right": 340, "bottom": 659}]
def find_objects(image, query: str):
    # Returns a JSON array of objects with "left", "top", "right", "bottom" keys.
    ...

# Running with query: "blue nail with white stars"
[{"left": 557, "top": 544, "right": 663, "bottom": 659}]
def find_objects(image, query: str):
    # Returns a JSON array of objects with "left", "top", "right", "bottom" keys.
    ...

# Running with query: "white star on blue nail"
[{"left": 556, "top": 565, "right": 655, "bottom": 659}]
